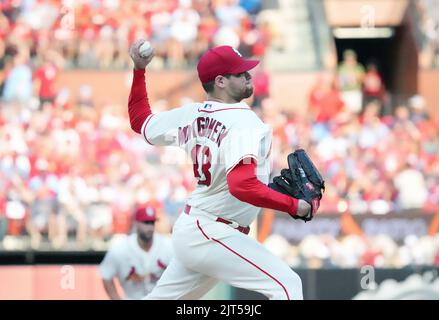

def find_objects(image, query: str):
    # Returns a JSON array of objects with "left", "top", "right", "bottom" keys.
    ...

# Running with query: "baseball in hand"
[{"left": 139, "top": 41, "right": 153, "bottom": 58}]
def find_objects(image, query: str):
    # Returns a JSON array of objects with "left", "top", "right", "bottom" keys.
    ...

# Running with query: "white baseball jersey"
[
  {"left": 99, "top": 233, "right": 173, "bottom": 299},
  {"left": 141, "top": 100, "right": 303, "bottom": 301},
  {"left": 141, "top": 101, "right": 272, "bottom": 227}
]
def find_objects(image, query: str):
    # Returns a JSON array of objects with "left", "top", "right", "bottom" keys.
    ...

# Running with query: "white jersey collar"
[{"left": 200, "top": 100, "right": 250, "bottom": 112}]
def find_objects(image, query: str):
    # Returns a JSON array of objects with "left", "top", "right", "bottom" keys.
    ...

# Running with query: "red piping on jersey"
[
  {"left": 196, "top": 220, "right": 210, "bottom": 240},
  {"left": 212, "top": 237, "right": 291, "bottom": 300},
  {"left": 227, "top": 158, "right": 299, "bottom": 217},
  {"left": 197, "top": 107, "right": 251, "bottom": 113},
  {"left": 142, "top": 114, "right": 155, "bottom": 145},
  {"left": 128, "top": 69, "right": 152, "bottom": 134}
]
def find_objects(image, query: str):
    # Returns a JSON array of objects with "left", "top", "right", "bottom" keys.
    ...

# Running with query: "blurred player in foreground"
[{"left": 99, "top": 205, "right": 173, "bottom": 300}]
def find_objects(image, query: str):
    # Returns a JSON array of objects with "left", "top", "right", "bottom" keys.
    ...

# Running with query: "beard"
[
  {"left": 138, "top": 232, "right": 153, "bottom": 244},
  {"left": 235, "top": 86, "right": 254, "bottom": 101},
  {"left": 242, "top": 86, "right": 254, "bottom": 99}
]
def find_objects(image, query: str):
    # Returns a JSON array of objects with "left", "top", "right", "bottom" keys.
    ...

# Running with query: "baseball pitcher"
[{"left": 127, "top": 40, "right": 323, "bottom": 300}]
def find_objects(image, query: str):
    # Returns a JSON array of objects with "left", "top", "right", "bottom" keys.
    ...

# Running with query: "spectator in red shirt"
[
  {"left": 251, "top": 63, "right": 270, "bottom": 109},
  {"left": 362, "top": 62, "right": 386, "bottom": 110},
  {"left": 309, "top": 77, "right": 345, "bottom": 123},
  {"left": 33, "top": 52, "right": 59, "bottom": 108}
]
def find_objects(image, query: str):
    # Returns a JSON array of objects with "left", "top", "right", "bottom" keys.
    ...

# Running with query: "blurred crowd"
[
  {"left": 0, "top": 0, "right": 269, "bottom": 71},
  {"left": 417, "top": 0, "right": 439, "bottom": 68},
  {"left": 0, "top": 96, "right": 194, "bottom": 249},
  {"left": 1, "top": 76, "right": 438, "bottom": 253},
  {"left": 264, "top": 233, "right": 439, "bottom": 268},
  {"left": 300, "top": 48, "right": 439, "bottom": 215}
]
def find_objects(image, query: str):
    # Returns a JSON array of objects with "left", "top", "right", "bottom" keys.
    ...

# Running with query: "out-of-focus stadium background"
[{"left": 1, "top": 0, "right": 439, "bottom": 300}]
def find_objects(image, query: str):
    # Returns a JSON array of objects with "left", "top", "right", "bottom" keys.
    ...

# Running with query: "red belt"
[{"left": 184, "top": 205, "right": 250, "bottom": 235}]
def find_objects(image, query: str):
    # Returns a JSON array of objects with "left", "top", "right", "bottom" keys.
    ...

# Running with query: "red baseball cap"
[
  {"left": 134, "top": 206, "right": 157, "bottom": 223},
  {"left": 197, "top": 46, "right": 259, "bottom": 84}
]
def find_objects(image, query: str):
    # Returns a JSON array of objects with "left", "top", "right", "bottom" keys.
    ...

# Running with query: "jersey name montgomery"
[{"left": 178, "top": 116, "right": 228, "bottom": 147}]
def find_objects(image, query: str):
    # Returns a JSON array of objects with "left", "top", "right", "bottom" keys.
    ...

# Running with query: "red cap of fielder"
[
  {"left": 134, "top": 205, "right": 157, "bottom": 223},
  {"left": 197, "top": 46, "right": 259, "bottom": 84}
]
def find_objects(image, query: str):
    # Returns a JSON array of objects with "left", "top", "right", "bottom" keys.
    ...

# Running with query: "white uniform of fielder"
[{"left": 99, "top": 207, "right": 173, "bottom": 299}]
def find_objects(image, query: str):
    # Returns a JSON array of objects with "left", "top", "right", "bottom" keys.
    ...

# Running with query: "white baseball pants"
[{"left": 144, "top": 211, "right": 303, "bottom": 300}]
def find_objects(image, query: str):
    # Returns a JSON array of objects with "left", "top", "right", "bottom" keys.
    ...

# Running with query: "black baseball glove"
[{"left": 268, "top": 149, "right": 325, "bottom": 222}]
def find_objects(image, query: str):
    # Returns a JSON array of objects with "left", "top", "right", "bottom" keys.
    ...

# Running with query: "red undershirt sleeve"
[
  {"left": 128, "top": 69, "right": 152, "bottom": 134},
  {"left": 226, "top": 158, "right": 299, "bottom": 217}
]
